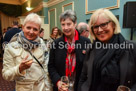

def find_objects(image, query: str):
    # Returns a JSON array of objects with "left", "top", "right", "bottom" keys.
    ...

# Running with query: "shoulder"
[
  {"left": 54, "top": 36, "right": 64, "bottom": 43},
  {"left": 5, "top": 28, "right": 21, "bottom": 35},
  {"left": 49, "top": 37, "right": 65, "bottom": 50},
  {"left": 12, "top": 28, "right": 21, "bottom": 33},
  {"left": 4, "top": 41, "right": 23, "bottom": 57},
  {"left": 40, "top": 38, "right": 45, "bottom": 44},
  {"left": 79, "top": 36, "right": 91, "bottom": 43},
  {"left": 6, "top": 41, "right": 21, "bottom": 50},
  {"left": 125, "top": 40, "right": 136, "bottom": 48},
  {"left": 47, "top": 37, "right": 54, "bottom": 43},
  {"left": 5, "top": 30, "right": 11, "bottom": 36},
  {"left": 125, "top": 40, "right": 136, "bottom": 55},
  {"left": 39, "top": 38, "right": 46, "bottom": 47},
  {"left": 39, "top": 38, "right": 48, "bottom": 51}
]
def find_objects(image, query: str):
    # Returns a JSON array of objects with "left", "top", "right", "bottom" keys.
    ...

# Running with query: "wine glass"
[
  {"left": 61, "top": 76, "right": 69, "bottom": 90},
  {"left": 117, "top": 85, "right": 131, "bottom": 91},
  {"left": 68, "top": 77, "right": 74, "bottom": 91},
  {"left": 69, "top": 80, "right": 74, "bottom": 91}
]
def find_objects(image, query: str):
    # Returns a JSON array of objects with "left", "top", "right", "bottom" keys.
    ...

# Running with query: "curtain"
[{"left": 0, "top": 12, "right": 20, "bottom": 33}]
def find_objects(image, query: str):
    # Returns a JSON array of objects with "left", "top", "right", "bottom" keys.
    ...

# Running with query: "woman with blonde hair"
[{"left": 78, "top": 8, "right": 136, "bottom": 91}]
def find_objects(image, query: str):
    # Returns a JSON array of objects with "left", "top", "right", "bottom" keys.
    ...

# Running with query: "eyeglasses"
[{"left": 91, "top": 21, "right": 111, "bottom": 32}]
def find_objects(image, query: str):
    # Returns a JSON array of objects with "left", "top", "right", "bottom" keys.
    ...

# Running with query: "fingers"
[
  {"left": 22, "top": 55, "right": 32, "bottom": 64},
  {"left": 58, "top": 81, "right": 63, "bottom": 91},
  {"left": 58, "top": 81, "right": 69, "bottom": 91},
  {"left": 61, "top": 83, "right": 69, "bottom": 91},
  {"left": 25, "top": 59, "right": 33, "bottom": 65},
  {"left": 24, "top": 54, "right": 29, "bottom": 61},
  {"left": 20, "top": 55, "right": 33, "bottom": 70}
]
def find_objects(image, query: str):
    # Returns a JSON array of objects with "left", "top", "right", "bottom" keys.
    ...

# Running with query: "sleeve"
[
  {"left": 132, "top": 42, "right": 136, "bottom": 60},
  {"left": 43, "top": 54, "right": 53, "bottom": 90},
  {"left": 2, "top": 45, "right": 24, "bottom": 81},
  {"left": 48, "top": 41, "right": 61, "bottom": 87},
  {"left": 130, "top": 42, "right": 136, "bottom": 91}
]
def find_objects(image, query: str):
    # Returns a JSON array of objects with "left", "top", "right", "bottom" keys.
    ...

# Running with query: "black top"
[
  {"left": 48, "top": 35, "right": 91, "bottom": 91},
  {"left": 3, "top": 27, "right": 21, "bottom": 43},
  {"left": 78, "top": 40, "right": 136, "bottom": 91}
]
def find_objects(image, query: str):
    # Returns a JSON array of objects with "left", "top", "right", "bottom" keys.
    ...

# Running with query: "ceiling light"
[{"left": 26, "top": 7, "right": 33, "bottom": 11}]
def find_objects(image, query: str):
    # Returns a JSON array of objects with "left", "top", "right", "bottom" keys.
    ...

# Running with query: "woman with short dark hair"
[{"left": 48, "top": 10, "right": 90, "bottom": 91}]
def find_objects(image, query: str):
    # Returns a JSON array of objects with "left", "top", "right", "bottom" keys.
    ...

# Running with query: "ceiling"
[
  {"left": 0, "top": 0, "right": 27, "bottom": 5},
  {"left": 0, "top": 0, "right": 23, "bottom": 17}
]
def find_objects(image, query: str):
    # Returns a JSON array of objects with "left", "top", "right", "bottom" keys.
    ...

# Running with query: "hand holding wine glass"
[{"left": 60, "top": 76, "right": 69, "bottom": 91}]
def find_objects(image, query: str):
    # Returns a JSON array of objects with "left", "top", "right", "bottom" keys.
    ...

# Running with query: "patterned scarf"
[
  {"left": 65, "top": 30, "right": 79, "bottom": 77},
  {"left": 17, "top": 31, "right": 40, "bottom": 51}
]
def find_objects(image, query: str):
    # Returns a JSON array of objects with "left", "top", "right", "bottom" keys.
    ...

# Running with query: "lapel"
[
  {"left": 59, "top": 38, "right": 67, "bottom": 70},
  {"left": 120, "top": 51, "right": 129, "bottom": 84},
  {"left": 75, "top": 40, "right": 81, "bottom": 61},
  {"left": 32, "top": 47, "right": 44, "bottom": 59},
  {"left": 75, "top": 40, "right": 86, "bottom": 63},
  {"left": 87, "top": 50, "right": 129, "bottom": 86},
  {"left": 88, "top": 49, "right": 95, "bottom": 87}
]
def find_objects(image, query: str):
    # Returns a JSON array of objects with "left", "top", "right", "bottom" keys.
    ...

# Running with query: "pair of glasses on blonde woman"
[{"left": 91, "top": 21, "right": 111, "bottom": 33}]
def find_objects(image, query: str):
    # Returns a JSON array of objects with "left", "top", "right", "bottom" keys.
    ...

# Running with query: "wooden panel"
[
  {"left": 62, "top": 2, "right": 74, "bottom": 12},
  {"left": 20, "top": 0, "right": 28, "bottom": 4},
  {"left": 48, "top": 8, "right": 57, "bottom": 33},
  {"left": 42, "top": 24, "right": 50, "bottom": 39},
  {"left": 0, "top": 0, "right": 27, "bottom": 5}
]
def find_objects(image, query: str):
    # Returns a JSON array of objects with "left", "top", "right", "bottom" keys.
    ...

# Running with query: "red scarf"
[{"left": 65, "top": 30, "right": 79, "bottom": 77}]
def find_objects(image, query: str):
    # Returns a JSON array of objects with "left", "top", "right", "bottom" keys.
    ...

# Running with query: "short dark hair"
[
  {"left": 59, "top": 10, "right": 77, "bottom": 23},
  {"left": 12, "top": 21, "right": 18, "bottom": 26},
  {"left": 40, "top": 28, "right": 44, "bottom": 33}
]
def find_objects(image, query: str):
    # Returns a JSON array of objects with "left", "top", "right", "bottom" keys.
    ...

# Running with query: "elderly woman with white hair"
[
  {"left": 78, "top": 8, "right": 136, "bottom": 91},
  {"left": 2, "top": 13, "right": 52, "bottom": 91}
]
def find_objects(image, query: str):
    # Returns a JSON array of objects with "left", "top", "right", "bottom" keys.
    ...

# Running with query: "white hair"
[{"left": 23, "top": 13, "right": 42, "bottom": 29}]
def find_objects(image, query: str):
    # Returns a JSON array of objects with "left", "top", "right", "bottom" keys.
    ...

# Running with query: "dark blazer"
[
  {"left": 48, "top": 35, "right": 91, "bottom": 91},
  {"left": 78, "top": 40, "right": 136, "bottom": 91},
  {"left": 3, "top": 27, "right": 21, "bottom": 43}
]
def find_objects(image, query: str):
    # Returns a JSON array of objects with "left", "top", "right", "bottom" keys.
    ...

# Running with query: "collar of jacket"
[{"left": 61, "top": 29, "right": 80, "bottom": 42}]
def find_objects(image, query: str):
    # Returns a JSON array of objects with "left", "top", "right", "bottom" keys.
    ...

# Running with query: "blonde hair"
[
  {"left": 23, "top": 13, "right": 42, "bottom": 29},
  {"left": 89, "top": 8, "right": 121, "bottom": 43}
]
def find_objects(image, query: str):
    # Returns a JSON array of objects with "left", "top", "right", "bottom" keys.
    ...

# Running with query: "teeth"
[
  {"left": 97, "top": 31, "right": 108, "bottom": 35},
  {"left": 98, "top": 33, "right": 105, "bottom": 35}
]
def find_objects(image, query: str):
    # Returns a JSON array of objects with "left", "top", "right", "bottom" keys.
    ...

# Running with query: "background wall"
[
  {"left": 44, "top": 0, "right": 136, "bottom": 41},
  {"left": 20, "top": 0, "right": 136, "bottom": 41}
]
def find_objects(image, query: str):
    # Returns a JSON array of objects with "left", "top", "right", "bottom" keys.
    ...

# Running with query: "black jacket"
[
  {"left": 48, "top": 35, "right": 91, "bottom": 91},
  {"left": 3, "top": 27, "right": 21, "bottom": 43},
  {"left": 78, "top": 40, "right": 136, "bottom": 91}
]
